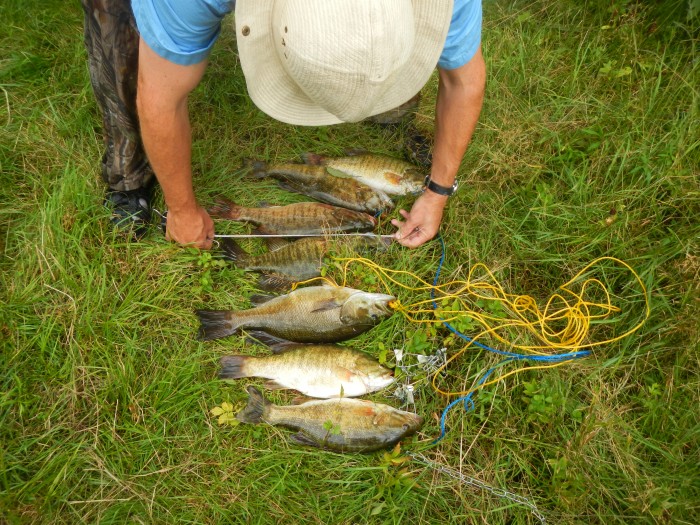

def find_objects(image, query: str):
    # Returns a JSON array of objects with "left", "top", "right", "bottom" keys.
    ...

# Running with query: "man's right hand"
[{"left": 165, "top": 206, "right": 214, "bottom": 250}]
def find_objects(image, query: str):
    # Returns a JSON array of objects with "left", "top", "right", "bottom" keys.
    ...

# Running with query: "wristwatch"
[{"left": 424, "top": 175, "right": 458, "bottom": 197}]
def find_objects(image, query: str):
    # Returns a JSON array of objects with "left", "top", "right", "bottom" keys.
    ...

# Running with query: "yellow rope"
[{"left": 318, "top": 255, "right": 650, "bottom": 398}]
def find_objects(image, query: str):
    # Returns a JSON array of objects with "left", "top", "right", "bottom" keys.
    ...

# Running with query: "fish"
[
  {"left": 220, "top": 237, "right": 326, "bottom": 291},
  {"left": 219, "top": 236, "right": 391, "bottom": 292},
  {"left": 246, "top": 160, "right": 394, "bottom": 214},
  {"left": 208, "top": 198, "right": 376, "bottom": 235},
  {"left": 219, "top": 344, "right": 395, "bottom": 398},
  {"left": 301, "top": 151, "right": 425, "bottom": 196},
  {"left": 236, "top": 386, "right": 423, "bottom": 452},
  {"left": 196, "top": 285, "right": 396, "bottom": 343}
]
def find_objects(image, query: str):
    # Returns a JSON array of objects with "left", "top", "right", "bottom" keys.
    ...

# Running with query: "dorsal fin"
[
  {"left": 257, "top": 273, "right": 295, "bottom": 293},
  {"left": 290, "top": 395, "right": 315, "bottom": 405},
  {"left": 268, "top": 342, "right": 306, "bottom": 354},
  {"left": 344, "top": 148, "right": 369, "bottom": 156},
  {"left": 244, "top": 330, "right": 297, "bottom": 348},
  {"left": 264, "top": 237, "right": 292, "bottom": 252},
  {"left": 249, "top": 293, "right": 276, "bottom": 306},
  {"left": 300, "top": 152, "right": 326, "bottom": 165},
  {"left": 289, "top": 432, "right": 320, "bottom": 448}
]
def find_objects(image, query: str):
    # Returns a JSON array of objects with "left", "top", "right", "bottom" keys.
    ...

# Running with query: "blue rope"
[{"left": 430, "top": 233, "right": 590, "bottom": 443}]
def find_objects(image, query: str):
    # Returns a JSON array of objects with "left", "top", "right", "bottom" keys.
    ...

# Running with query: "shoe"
[
  {"left": 404, "top": 127, "right": 433, "bottom": 169},
  {"left": 104, "top": 187, "right": 152, "bottom": 238}
]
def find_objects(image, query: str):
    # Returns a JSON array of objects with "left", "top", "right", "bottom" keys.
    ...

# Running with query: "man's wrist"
[
  {"left": 420, "top": 188, "right": 450, "bottom": 205},
  {"left": 424, "top": 175, "right": 458, "bottom": 197},
  {"left": 165, "top": 195, "right": 199, "bottom": 215}
]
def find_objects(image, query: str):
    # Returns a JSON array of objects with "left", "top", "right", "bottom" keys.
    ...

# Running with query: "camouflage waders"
[{"left": 81, "top": 0, "right": 153, "bottom": 192}]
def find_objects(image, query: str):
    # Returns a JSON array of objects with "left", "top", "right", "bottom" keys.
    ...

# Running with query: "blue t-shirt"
[{"left": 133, "top": 0, "right": 481, "bottom": 69}]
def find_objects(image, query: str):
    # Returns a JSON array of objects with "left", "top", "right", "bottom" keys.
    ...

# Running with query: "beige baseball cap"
[{"left": 235, "top": 0, "right": 453, "bottom": 126}]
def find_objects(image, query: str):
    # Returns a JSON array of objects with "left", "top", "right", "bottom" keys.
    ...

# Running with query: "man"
[{"left": 82, "top": 0, "right": 485, "bottom": 249}]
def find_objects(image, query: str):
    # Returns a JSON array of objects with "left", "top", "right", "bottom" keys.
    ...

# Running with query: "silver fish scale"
[{"left": 407, "top": 452, "right": 547, "bottom": 524}]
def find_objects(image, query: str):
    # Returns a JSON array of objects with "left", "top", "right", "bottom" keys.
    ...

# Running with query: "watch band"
[{"left": 424, "top": 176, "right": 458, "bottom": 197}]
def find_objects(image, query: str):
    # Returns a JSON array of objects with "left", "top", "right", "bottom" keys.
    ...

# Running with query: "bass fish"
[
  {"left": 246, "top": 160, "right": 394, "bottom": 214},
  {"left": 302, "top": 152, "right": 425, "bottom": 196},
  {"left": 220, "top": 237, "right": 327, "bottom": 291},
  {"left": 220, "top": 344, "right": 394, "bottom": 398},
  {"left": 237, "top": 386, "right": 423, "bottom": 453},
  {"left": 208, "top": 198, "right": 376, "bottom": 235},
  {"left": 196, "top": 285, "right": 395, "bottom": 343},
  {"left": 220, "top": 235, "right": 391, "bottom": 292}
]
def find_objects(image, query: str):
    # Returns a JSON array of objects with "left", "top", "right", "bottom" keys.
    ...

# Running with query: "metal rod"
[{"left": 213, "top": 232, "right": 396, "bottom": 239}]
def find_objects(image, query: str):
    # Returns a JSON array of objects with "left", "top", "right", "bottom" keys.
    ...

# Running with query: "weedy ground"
[{"left": 1, "top": 1, "right": 698, "bottom": 524}]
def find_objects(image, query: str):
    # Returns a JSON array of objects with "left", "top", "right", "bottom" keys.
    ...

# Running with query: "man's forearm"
[
  {"left": 431, "top": 48, "right": 486, "bottom": 190},
  {"left": 138, "top": 94, "right": 197, "bottom": 213},
  {"left": 136, "top": 38, "right": 208, "bottom": 214}
]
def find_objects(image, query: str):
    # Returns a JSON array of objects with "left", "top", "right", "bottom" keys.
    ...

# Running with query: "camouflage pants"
[{"left": 81, "top": 0, "right": 153, "bottom": 191}]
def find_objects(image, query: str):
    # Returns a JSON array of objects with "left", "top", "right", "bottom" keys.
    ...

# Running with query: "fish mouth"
[
  {"left": 372, "top": 296, "right": 397, "bottom": 317},
  {"left": 404, "top": 414, "right": 424, "bottom": 432}
]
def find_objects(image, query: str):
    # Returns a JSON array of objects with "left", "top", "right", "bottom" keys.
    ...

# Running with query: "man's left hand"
[{"left": 391, "top": 191, "right": 448, "bottom": 248}]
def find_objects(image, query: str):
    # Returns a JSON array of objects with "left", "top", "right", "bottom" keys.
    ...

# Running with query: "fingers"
[
  {"left": 395, "top": 227, "right": 428, "bottom": 248},
  {"left": 164, "top": 207, "right": 215, "bottom": 250}
]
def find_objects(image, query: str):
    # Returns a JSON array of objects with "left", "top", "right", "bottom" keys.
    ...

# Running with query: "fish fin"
[
  {"left": 268, "top": 341, "right": 306, "bottom": 354},
  {"left": 325, "top": 166, "right": 353, "bottom": 179},
  {"left": 276, "top": 180, "right": 304, "bottom": 195},
  {"left": 290, "top": 395, "right": 315, "bottom": 405},
  {"left": 208, "top": 197, "right": 241, "bottom": 219},
  {"left": 251, "top": 225, "right": 276, "bottom": 236},
  {"left": 195, "top": 310, "right": 238, "bottom": 341},
  {"left": 300, "top": 152, "right": 326, "bottom": 165},
  {"left": 242, "top": 159, "right": 268, "bottom": 179},
  {"left": 264, "top": 237, "right": 292, "bottom": 252},
  {"left": 219, "top": 238, "right": 249, "bottom": 266},
  {"left": 245, "top": 330, "right": 298, "bottom": 348},
  {"left": 257, "top": 201, "right": 273, "bottom": 208},
  {"left": 258, "top": 273, "right": 295, "bottom": 292},
  {"left": 249, "top": 293, "right": 276, "bottom": 306},
  {"left": 289, "top": 432, "right": 320, "bottom": 448},
  {"left": 236, "top": 386, "right": 271, "bottom": 424},
  {"left": 264, "top": 380, "right": 288, "bottom": 390},
  {"left": 310, "top": 298, "right": 343, "bottom": 313},
  {"left": 219, "top": 355, "right": 251, "bottom": 380},
  {"left": 343, "top": 148, "right": 369, "bottom": 156}
]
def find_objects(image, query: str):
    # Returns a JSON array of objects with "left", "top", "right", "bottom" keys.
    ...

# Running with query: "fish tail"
[
  {"left": 236, "top": 386, "right": 271, "bottom": 424},
  {"left": 220, "top": 238, "right": 249, "bottom": 266},
  {"left": 219, "top": 355, "right": 251, "bottom": 380},
  {"left": 242, "top": 159, "right": 269, "bottom": 179},
  {"left": 300, "top": 152, "right": 325, "bottom": 165},
  {"left": 208, "top": 198, "right": 241, "bottom": 219},
  {"left": 196, "top": 310, "right": 240, "bottom": 341}
]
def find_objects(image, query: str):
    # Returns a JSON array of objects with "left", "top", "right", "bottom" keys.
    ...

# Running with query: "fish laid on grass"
[
  {"left": 246, "top": 160, "right": 394, "bottom": 214},
  {"left": 220, "top": 344, "right": 394, "bottom": 398},
  {"left": 220, "top": 237, "right": 327, "bottom": 291},
  {"left": 220, "top": 236, "right": 391, "bottom": 292},
  {"left": 208, "top": 198, "right": 376, "bottom": 235},
  {"left": 301, "top": 152, "right": 425, "bottom": 196},
  {"left": 237, "top": 386, "right": 423, "bottom": 452},
  {"left": 196, "top": 285, "right": 395, "bottom": 343}
]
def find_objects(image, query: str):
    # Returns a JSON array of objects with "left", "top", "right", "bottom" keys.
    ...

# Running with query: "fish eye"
[{"left": 402, "top": 423, "right": 409, "bottom": 431}]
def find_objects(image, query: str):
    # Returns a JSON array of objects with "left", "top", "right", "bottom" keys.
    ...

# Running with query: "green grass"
[{"left": 2, "top": 0, "right": 699, "bottom": 523}]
